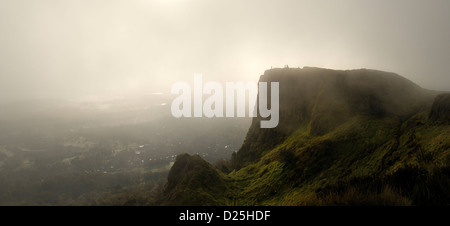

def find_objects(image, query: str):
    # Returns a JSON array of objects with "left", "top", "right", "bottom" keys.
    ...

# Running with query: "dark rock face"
[
  {"left": 232, "top": 67, "right": 434, "bottom": 169},
  {"left": 429, "top": 93, "right": 450, "bottom": 124}
]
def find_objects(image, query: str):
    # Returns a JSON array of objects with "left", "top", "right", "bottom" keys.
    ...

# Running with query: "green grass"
[
  {"left": 159, "top": 69, "right": 450, "bottom": 206},
  {"left": 208, "top": 110, "right": 450, "bottom": 206}
]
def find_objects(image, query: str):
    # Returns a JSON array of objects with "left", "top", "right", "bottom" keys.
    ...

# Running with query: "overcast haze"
[{"left": 0, "top": 0, "right": 449, "bottom": 102}]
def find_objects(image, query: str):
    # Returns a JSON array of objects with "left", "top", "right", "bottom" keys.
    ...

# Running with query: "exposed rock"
[{"left": 429, "top": 93, "right": 450, "bottom": 124}]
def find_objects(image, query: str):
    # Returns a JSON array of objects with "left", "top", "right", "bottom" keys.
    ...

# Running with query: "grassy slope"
[
  {"left": 223, "top": 111, "right": 450, "bottom": 205},
  {"left": 159, "top": 68, "right": 449, "bottom": 206}
]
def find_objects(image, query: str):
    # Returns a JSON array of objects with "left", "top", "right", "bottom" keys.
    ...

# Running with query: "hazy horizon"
[
  {"left": 1, "top": 0, "right": 450, "bottom": 102},
  {"left": 1, "top": 0, "right": 450, "bottom": 208}
]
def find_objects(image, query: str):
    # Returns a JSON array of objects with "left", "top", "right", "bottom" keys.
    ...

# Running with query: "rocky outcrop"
[
  {"left": 232, "top": 67, "right": 435, "bottom": 169},
  {"left": 158, "top": 154, "right": 227, "bottom": 206},
  {"left": 429, "top": 93, "right": 450, "bottom": 124}
]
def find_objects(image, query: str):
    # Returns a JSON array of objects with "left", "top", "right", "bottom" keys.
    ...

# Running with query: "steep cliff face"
[
  {"left": 232, "top": 67, "right": 435, "bottom": 169},
  {"left": 160, "top": 67, "right": 450, "bottom": 206}
]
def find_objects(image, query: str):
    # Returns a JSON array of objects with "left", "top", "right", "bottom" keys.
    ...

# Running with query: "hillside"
[{"left": 158, "top": 67, "right": 450, "bottom": 206}]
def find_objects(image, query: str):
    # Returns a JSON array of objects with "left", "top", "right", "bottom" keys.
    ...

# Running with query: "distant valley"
[{"left": 0, "top": 95, "right": 250, "bottom": 205}]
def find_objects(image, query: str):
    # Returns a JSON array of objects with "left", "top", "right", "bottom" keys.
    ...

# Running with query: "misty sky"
[{"left": 0, "top": 0, "right": 449, "bottom": 102}]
